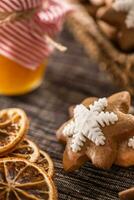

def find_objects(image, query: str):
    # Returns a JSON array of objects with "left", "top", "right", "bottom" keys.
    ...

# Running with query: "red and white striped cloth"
[{"left": 0, "top": 0, "right": 71, "bottom": 69}]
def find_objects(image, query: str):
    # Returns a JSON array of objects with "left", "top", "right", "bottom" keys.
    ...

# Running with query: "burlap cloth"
[{"left": 1, "top": 29, "right": 133, "bottom": 200}]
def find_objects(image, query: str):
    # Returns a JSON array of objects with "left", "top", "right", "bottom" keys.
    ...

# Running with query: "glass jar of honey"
[
  {"left": 0, "top": 55, "right": 47, "bottom": 96},
  {"left": 0, "top": 0, "right": 70, "bottom": 96}
]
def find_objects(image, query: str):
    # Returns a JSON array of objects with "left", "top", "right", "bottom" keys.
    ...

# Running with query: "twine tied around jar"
[
  {"left": 0, "top": 8, "right": 67, "bottom": 52},
  {"left": 0, "top": 9, "right": 36, "bottom": 24}
]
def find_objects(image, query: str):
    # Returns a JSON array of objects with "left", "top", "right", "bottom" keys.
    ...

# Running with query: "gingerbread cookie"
[
  {"left": 69, "top": 100, "right": 134, "bottom": 168},
  {"left": 57, "top": 91, "right": 134, "bottom": 171},
  {"left": 96, "top": 0, "right": 134, "bottom": 50},
  {"left": 117, "top": 26, "right": 134, "bottom": 51},
  {"left": 119, "top": 188, "right": 134, "bottom": 200},
  {"left": 90, "top": 0, "right": 105, "bottom": 6},
  {"left": 81, "top": 0, "right": 105, "bottom": 17},
  {"left": 97, "top": 7, "right": 126, "bottom": 28},
  {"left": 97, "top": 20, "right": 117, "bottom": 40},
  {"left": 97, "top": 0, "right": 134, "bottom": 28}
]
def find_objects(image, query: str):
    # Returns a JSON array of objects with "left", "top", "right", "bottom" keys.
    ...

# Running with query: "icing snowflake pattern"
[
  {"left": 113, "top": 0, "right": 134, "bottom": 28},
  {"left": 63, "top": 98, "right": 118, "bottom": 153},
  {"left": 128, "top": 136, "right": 134, "bottom": 149}
]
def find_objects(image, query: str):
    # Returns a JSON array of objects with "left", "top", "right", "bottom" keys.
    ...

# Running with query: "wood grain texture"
[{"left": 0, "top": 28, "right": 133, "bottom": 200}]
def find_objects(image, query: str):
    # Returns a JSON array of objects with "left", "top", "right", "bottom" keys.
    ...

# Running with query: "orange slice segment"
[
  {"left": 36, "top": 151, "right": 54, "bottom": 177},
  {"left": 9, "top": 139, "right": 40, "bottom": 163},
  {"left": 0, "top": 157, "right": 57, "bottom": 200},
  {"left": 0, "top": 108, "right": 29, "bottom": 156}
]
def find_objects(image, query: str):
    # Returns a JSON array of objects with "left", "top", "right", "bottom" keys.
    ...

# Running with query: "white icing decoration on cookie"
[
  {"left": 63, "top": 98, "right": 118, "bottom": 153},
  {"left": 128, "top": 137, "right": 134, "bottom": 149},
  {"left": 113, "top": 0, "right": 134, "bottom": 28}
]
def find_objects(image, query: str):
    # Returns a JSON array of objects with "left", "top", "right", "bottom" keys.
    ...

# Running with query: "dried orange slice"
[
  {"left": 36, "top": 150, "right": 54, "bottom": 177},
  {"left": 0, "top": 157, "right": 57, "bottom": 200},
  {"left": 9, "top": 139, "right": 40, "bottom": 163},
  {"left": 0, "top": 108, "right": 29, "bottom": 156}
]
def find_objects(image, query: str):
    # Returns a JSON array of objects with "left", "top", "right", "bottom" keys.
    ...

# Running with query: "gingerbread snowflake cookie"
[
  {"left": 57, "top": 91, "right": 134, "bottom": 171},
  {"left": 113, "top": 0, "right": 134, "bottom": 28},
  {"left": 96, "top": 0, "right": 134, "bottom": 51}
]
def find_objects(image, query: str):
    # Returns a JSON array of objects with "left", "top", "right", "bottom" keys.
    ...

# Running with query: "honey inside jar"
[{"left": 0, "top": 55, "right": 46, "bottom": 96}]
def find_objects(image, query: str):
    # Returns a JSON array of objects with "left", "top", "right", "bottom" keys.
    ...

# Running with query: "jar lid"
[{"left": 0, "top": 0, "right": 71, "bottom": 69}]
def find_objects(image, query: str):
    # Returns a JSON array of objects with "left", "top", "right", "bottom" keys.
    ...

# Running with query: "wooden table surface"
[{"left": 1, "top": 28, "right": 134, "bottom": 200}]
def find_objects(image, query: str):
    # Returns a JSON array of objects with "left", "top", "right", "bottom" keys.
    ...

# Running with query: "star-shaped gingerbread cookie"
[
  {"left": 96, "top": 0, "right": 134, "bottom": 50},
  {"left": 56, "top": 91, "right": 134, "bottom": 171},
  {"left": 69, "top": 104, "right": 134, "bottom": 168}
]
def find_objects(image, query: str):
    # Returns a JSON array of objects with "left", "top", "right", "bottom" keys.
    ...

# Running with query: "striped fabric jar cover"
[{"left": 0, "top": 0, "right": 71, "bottom": 69}]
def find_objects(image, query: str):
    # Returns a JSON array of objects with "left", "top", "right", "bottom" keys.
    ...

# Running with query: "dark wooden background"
[{"left": 1, "top": 28, "right": 134, "bottom": 200}]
